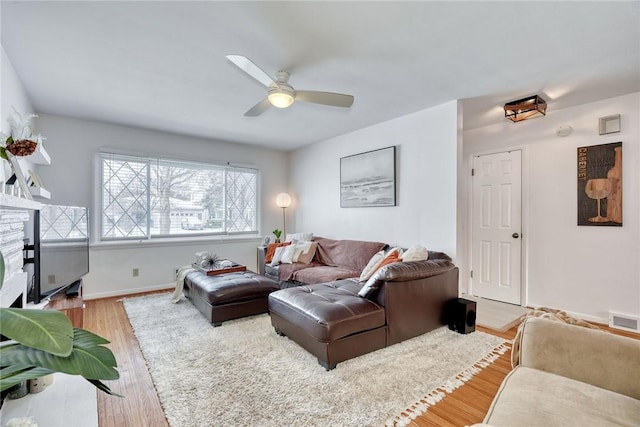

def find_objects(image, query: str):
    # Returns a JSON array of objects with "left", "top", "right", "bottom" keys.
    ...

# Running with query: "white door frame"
[{"left": 466, "top": 145, "right": 530, "bottom": 307}]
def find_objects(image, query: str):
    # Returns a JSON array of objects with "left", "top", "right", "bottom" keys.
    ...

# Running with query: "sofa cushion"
[
  {"left": 269, "top": 279, "right": 385, "bottom": 342},
  {"left": 293, "top": 265, "right": 362, "bottom": 285},
  {"left": 314, "top": 237, "right": 387, "bottom": 272},
  {"left": 484, "top": 366, "right": 640, "bottom": 426}
]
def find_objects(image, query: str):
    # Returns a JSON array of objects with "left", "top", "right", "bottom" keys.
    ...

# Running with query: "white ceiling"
[{"left": 2, "top": 1, "right": 639, "bottom": 151}]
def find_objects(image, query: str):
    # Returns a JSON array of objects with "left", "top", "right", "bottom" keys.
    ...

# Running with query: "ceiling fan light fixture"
[
  {"left": 268, "top": 87, "right": 295, "bottom": 108},
  {"left": 504, "top": 95, "right": 547, "bottom": 122}
]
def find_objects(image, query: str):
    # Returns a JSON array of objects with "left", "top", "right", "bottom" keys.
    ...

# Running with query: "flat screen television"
[{"left": 31, "top": 205, "right": 89, "bottom": 304}]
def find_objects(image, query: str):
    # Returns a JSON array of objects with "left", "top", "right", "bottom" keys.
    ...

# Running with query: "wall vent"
[{"left": 609, "top": 311, "right": 640, "bottom": 333}]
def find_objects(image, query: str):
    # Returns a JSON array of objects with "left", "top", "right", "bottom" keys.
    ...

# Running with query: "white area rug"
[{"left": 123, "top": 293, "right": 508, "bottom": 427}]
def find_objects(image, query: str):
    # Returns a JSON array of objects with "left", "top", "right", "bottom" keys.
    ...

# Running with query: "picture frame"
[
  {"left": 340, "top": 146, "right": 396, "bottom": 208},
  {"left": 577, "top": 142, "right": 622, "bottom": 226}
]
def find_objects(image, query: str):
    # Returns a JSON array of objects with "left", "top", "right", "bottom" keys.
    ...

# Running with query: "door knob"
[{"left": 512, "top": 233, "right": 520, "bottom": 239}]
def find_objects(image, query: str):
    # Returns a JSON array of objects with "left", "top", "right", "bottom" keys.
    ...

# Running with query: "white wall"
[
  {"left": 1, "top": 46, "right": 37, "bottom": 181},
  {"left": 290, "top": 101, "right": 460, "bottom": 258},
  {"left": 35, "top": 114, "right": 289, "bottom": 299},
  {"left": 463, "top": 92, "right": 640, "bottom": 322}
]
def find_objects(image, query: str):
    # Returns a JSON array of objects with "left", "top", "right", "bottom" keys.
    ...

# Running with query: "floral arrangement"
[
  {"left": 195, "top": 251, "right": 221, "bottom": 269},
  {"left": 0, "top": 107, "right": 45, "bottom": 160}
]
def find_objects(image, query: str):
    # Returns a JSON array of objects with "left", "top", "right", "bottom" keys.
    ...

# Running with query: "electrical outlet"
[
  {"left": 48, "top": 274, "right": 56, "bottom": 284},
  {"left": 133, "top": 268, "right": 139, "bottom": 277}
]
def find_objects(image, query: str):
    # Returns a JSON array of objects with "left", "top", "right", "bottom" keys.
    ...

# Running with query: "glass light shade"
[
  {"left": 275, "top": 192, "right": 292, "bottom": 208},
  {"left": 268, "top": 92, "right": 295, "bottom": 108}
]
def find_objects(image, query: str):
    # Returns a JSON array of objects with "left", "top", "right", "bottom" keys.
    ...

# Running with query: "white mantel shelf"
[{"left": 0, "top": 193, "right": 43, "bottom": 210}]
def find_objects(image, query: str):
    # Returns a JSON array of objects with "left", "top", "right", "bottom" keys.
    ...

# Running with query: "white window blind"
[{"left": 100, "top": 153, "right": 258, "bottom": 240}]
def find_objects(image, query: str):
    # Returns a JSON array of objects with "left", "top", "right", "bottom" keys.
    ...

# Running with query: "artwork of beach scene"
[{"left": 340, "top": 146, "right": 396, "bottom": 208}]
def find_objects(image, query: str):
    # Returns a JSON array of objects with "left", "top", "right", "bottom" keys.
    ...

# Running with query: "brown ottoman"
[
  {"left": 184, "top": 270, "right": 279, "bottom": 326},
  {"left": 268, "top": 280, "right": 386, "bottom": 370}
]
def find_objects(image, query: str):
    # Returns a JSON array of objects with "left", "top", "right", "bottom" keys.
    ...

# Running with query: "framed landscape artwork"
[
  {"left": 340, "top": 146, "right": 396, "bottom": 208},
  {"left": 577, "top": 142, "right": 622, "bottom": 226}
]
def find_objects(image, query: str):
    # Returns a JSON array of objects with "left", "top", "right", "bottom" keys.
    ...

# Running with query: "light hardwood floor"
[{"left": 85, "top": 291, "right": 639, "bottom": 427}]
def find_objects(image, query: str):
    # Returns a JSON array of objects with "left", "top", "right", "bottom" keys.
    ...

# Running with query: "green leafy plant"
[
  {"left": 272, "top": 229, "right": 282, "bottom": 239},
  {"left": 0, "top": 253, "right": 121, "bottom": 396}
]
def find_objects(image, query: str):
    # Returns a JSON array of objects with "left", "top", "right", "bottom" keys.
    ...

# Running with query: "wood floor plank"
[{"left": 82, "top": 291, "right": 639, "bottom": 426}]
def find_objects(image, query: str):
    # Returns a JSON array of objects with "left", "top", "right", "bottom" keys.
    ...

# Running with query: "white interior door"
[{"left": 471, "top": 151, "right": 522, "bottom": 305}]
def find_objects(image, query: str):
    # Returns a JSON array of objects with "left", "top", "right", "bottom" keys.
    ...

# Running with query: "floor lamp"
[{"left": 275, "top": 192, "right": 292, "bottom": 240}]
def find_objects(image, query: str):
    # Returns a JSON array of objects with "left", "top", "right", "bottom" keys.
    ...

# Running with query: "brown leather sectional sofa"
[
  {"left": 258, "top": 236, "right": 387, "bottom": 287},
  {"left": 267, "top": 249, "right": 459, "bottom": 370}
]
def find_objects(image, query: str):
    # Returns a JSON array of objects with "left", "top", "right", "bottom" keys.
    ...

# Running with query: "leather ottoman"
[
  {"left": 268, "top": 279, "right": 386, "bottom": 370},
  {"left": 184, "top": 270, "right": 280, "bottom": 326}
]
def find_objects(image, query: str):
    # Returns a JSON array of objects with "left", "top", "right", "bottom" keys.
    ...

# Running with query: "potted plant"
[
  {"left": 272, "top": 229, "right": 282, "bottom": 243},
  {"left": 0, "top": 253, "right": 121, "bottom": 396}
]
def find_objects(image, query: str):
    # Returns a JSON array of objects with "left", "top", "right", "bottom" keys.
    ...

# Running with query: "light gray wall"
[
  {"left": 289, "top": 100, "right": 460, "bottom": 258},
  {"left": 35, "top": 114, "right": 289, "bottom": 299},
  {"left": 462, "top": 92, "right": 640, "bottom": 323},
  {"left": 1, "top": 46, "right": 37, "bottom": 182}
]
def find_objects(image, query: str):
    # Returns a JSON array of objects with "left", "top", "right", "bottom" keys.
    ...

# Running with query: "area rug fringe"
[{"left": 385, "top": 341, "right": 511, "bottom": 426}]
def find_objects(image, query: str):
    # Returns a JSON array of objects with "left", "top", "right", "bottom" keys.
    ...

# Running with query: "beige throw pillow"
[
  {"left": 400, "top": 245, "right": 429, "bottom": 262},
  {"left": 280, "top": 243, "right": 305, "bottom": 264},
  {"left": 359, "top": 250, "right": 385, "bottom": 282},
  {"left": 296, "top": 242, "right": 318, "bottom": 264},
  {"left": 270, "top": 246, "right": 287, "bottom": 266}
]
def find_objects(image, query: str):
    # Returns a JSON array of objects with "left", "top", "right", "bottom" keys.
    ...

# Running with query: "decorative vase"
[
  {"left": 274, "top": 238, "right": 281, "bottom": 243},
  {"left": 7, "top": 381, "right": 28, "bottom": 399}
]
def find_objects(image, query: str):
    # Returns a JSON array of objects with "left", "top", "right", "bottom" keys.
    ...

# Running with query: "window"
[{"left": 100, "top": 153, "right": 258, "bottom": 240}]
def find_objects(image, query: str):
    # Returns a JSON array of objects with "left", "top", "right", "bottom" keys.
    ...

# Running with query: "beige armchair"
[{"left": 478, "top": 317, "right": 640, "bottom": 426}]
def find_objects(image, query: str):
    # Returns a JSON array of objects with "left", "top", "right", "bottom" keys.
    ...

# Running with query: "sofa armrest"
[
  {"left": 519, "top": 317, "right": 640, "bottom": 400},
  {"left": 382, "top": 266, "right": 459, "bottom": 345},
  {"left": 374, "top": 259, "right": 455, "bottom": 282}
]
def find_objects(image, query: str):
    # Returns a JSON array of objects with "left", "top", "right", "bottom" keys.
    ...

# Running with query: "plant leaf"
[
  {"left": 0, "top": 308, "right": 73, "bottom": 356},
  {"left": 0, "top": 328, "right": 119, "bottom": 381},
  {"left": 86, "top": 378, "right": 123, "bottom": 397},
  {"left": 0, "top": 365, "right": 54, "bottom": 392}
]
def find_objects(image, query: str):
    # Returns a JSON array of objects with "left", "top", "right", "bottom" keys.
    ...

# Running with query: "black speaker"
[{"left": 447, "top": 298, "right": 476, "bottom": 334}]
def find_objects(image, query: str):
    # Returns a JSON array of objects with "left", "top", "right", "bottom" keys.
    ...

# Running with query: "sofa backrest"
[{"left": 313, "top": 237, "right": 387, "bottom": 272}]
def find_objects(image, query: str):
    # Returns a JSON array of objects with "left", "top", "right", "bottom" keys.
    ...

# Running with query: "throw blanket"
[
  {"left": 170, "top": 265, "right": 197, "bottom": 303},
  {"left": 511, "top": 307, "right": 602, "bottom": 367}
]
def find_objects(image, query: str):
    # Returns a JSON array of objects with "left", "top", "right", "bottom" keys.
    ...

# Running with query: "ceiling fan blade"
[
  {"left": 295, "top": 90, "right": 354, "bottom": 108},
  {"left": 244, "top": 98, "right": 271, "bottom": 117},
  {"left": 226, "top": 54, "right": 275, "bottom": 88}
]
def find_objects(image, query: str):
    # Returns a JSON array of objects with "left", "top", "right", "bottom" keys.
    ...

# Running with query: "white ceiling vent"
[{"left": 609, "top": 311, "right": 640, "bottom": 333}]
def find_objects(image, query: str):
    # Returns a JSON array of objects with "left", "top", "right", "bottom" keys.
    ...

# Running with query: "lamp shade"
[
  {"left": 504, "top": 95, "right": 547, "bottom": 122},
  {"left": 268, "top": 91, "right": 295, "bottom": 109},
  {"left": 275, "top": 192, "right": 292, "bottom": 208}
]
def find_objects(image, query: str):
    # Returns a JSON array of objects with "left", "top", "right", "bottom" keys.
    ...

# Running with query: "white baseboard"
[
  {"left": 554, "top": 309, "right": 608, "bottom": 326},
  {"left": 84, "top": 283, "right": 174, "bottom": 300}
]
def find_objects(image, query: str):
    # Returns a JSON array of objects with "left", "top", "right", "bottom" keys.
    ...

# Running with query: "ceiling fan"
[{"left": 226, "top": 55, "right": 355, "bottom": 117}]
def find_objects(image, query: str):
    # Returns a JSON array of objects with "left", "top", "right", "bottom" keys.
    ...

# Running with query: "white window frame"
[{"left": 96, "top": 151, "right": 260, "bottom": 243}]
